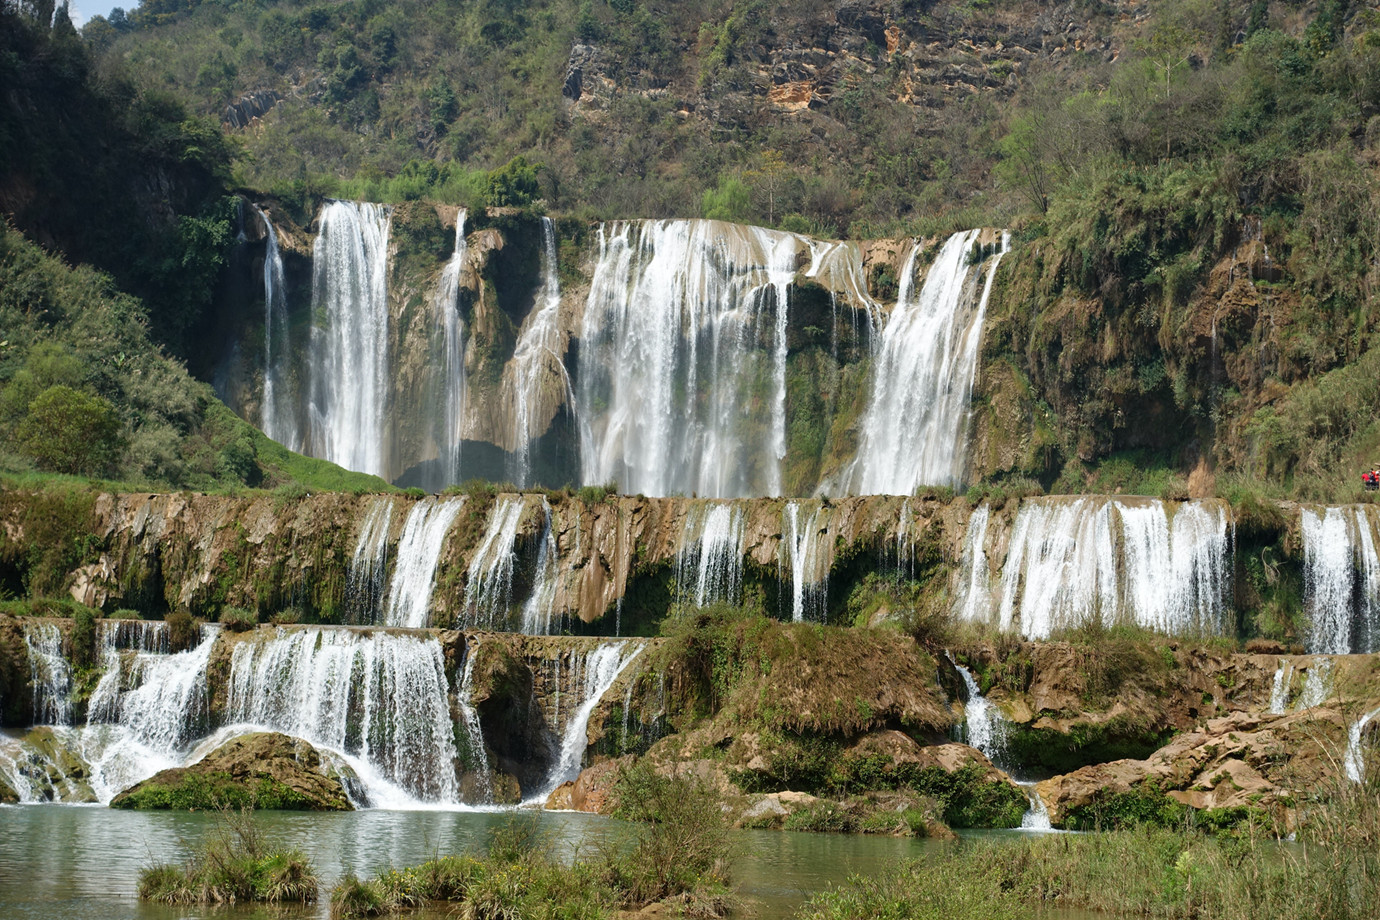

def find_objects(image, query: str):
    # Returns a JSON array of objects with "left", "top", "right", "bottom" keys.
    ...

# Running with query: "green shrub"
[
  {"left": 15, "top": 386, "right": 123, "bottom": 477},
  {"left": 164, "top": 610, "right": 197, "bottom": 652},
  {"left": 218, "top": 606, "right": 257, "bottom": 631},
  {"left": 138, "top": 809, "right": 317, "bottom": 904}
]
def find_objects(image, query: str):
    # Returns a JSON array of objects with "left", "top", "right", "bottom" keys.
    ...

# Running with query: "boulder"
[{"left": 110, "top": 732, "right": 356, "bottom": 811}]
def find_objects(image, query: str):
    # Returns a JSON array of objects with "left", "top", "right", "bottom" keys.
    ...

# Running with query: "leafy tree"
[
  {"left": 483, "top": 156, "right": 540, "bottom": 208},
  {"left": 16, "top": 385, "right": 123, "bottom": 476},
  {"left": 701, "top": 175, "right": 751, "bottom": 222}
]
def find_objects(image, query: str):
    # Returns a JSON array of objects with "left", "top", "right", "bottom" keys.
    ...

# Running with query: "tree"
[
  {"left": 16, "top": 385, "right": 123, "bottom": 476},
  {"left": 483, "top": 156, "right": 540, "bottom": 208}
]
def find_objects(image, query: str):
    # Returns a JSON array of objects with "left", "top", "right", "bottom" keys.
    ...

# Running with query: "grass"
[
  {"left": 797, "top": 759, "right": 1380, "bottom": 920},
  {"left": 332, "top": 769, "right": 733, "bottom": 919},
  {"left": 138, "top": 808, "right": 317, "bottom": 904}
]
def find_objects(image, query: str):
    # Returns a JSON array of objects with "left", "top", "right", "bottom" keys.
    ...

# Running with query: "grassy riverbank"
[{"left": 801, "top": 778, "right": 1380, "bottom": 920}]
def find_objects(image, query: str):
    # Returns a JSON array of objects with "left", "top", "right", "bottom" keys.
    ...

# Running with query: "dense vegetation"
[{"left": 138, "top": 809, "right": 317, "bottom": 904}]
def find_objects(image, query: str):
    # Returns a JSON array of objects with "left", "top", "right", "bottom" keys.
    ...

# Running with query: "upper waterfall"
[
  {"left": 432, "top": 211, "right": 468, "bottom": 489},
  {"left": 846, "top": 230, "right": 1009, "bottom": 493},
  {"left": 506, "top": 216, "right": 569, "bottom": 488},
  {"left": 307, "top": 200, "right": 393, "bottom": 477},
  {"left": 256, "top": 205, "right": 297, "bottom": 449}
]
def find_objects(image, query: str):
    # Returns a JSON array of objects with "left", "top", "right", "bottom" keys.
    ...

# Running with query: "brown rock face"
[
  {"left": 1037, "top": 708, "right": 1350, "bottom": 828},
  {"left": 110, "top": 732, "right": 357, "bottom": 810}
]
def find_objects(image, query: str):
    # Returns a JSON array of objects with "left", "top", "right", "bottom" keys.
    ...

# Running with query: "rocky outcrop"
[
  {"left": 1037, "top": 707, "right": 1353, "bottom": 829},
  {"left": 110, "top": 732, "right": 356, "bottom": 811}
]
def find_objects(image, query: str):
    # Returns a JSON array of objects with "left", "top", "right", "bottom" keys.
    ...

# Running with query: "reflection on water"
[{"left": 0, "top": 806, "right": 1115, "bottom": 920}]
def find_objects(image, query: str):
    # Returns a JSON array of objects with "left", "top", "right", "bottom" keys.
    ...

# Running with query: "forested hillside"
[{"left": 5, "top": 0, "right": 1380, "bottom": 496}]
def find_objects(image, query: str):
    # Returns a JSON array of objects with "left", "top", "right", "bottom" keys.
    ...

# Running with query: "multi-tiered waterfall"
[
  {"left": 847, "top": 230, "right": 1009, "bottom": 493},
  {"left": 307, "top": 200, "right": 393, "bottom": 477},
  {"left": 1300, "top": 505, "right": 1380, "bottom": 654}
]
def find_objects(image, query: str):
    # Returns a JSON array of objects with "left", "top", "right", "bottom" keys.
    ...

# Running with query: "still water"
[{"left": 0, "top": 805, "right": 948, "bottom": 919}]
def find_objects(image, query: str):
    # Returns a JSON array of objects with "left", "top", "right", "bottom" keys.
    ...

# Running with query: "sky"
[{"left": 65, "top": 0, "right": 120, "bottom": 28}]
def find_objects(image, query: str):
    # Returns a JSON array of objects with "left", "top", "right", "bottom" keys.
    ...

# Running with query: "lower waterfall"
[
  {"left": 782, "top": 501, "right": 830, "bottom": 622},
  {"left": 676, "top": 502, "right": 747, "bottom": 609},
  {"left": 948, "top": 653, "right": 1051, "bottom": 831},
  {"left": 534, "top": 641, "right": 645, "bottom": 802},
  {"left": 1301, "top": 505, "right": 1380, "bottom": 654},
  {"left": 347, "top": 497, "right": 394, "bottom": 622},
  {"left": 384, "top": 497, "right": 464, "bottom": 629},
  {"left": 23, "top": 621, "right": 71, "bottom": 727},
  {"left": 227, "top": 627, "right": 462, "bottom": 806},
  {"left": 1345, "top": 705, "right": 1380, "bottom": 783},
  {"left": 993, "top": 497, "right": 1231, "bottom": 639}
]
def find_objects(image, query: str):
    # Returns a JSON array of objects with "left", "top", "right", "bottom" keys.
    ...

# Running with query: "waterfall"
[
  {"left": 954, "top": 504, "right": 992, "bottom": 623},
  {"left": 74, "top": 624, "right": 222, "bottom": 803},
  {"left": 455, "top": 641, "right": 492, "bottom": 802},
  {"left": 384, "top": 498, "right": 464, "bottom": 629},
  {"left": 676, "top": 502, "right": 747, "bottom": 608},
  {"left": 536, "top": 641, "right": 645, "bottom": 800},
  {"left": 462, "top": 497, "right": 527, "bottom": 629},
  {"left": 347, "top": 497, "right": 394, "bottom": 623},
  {"left": 847, "top": 231, "right": 1009, "bottom": 494},
  {"left": 1297, "top": 659, "right": 1333, "bottom": 709},
  {"left": 1301, "top": 506, "right": 1380, "bottom": 654},
  {"left": 507, "top": 216, "right": 569, "bottom": 488},
  {"left": 782, "top": 501, "right": 830, "bottom": 622},
  {"left": 257, "top": 205, "right": 297, "bottom": 449},
  {"left": 577, "top": 219, "right": 809, "bottom": 498},
  {"left": 520, "top": 499, "right": 563, "bottom": 635},
  {"left": 997, "top": 497, "right": 1231, "bottom": 639},
  {"left": 432, "top": 211, "right": 468, "bottom": 489},
  {"left": 24, "top": 621, "right": 72, "bottom": 726},
  {"left": 307, "top": 200, "right": 392, "bottom": 477},
  {"left": 1345, "top": 705, "right": 1380, "bottom": 783},
  {"left": 227, "top": 627, "right": 461, "bottom": 805},
  {"left": 949, "top": 654, "right": 1007, "bottom": 761},
  {"left": 1269, "top": 661, "right": 1294, "bottom": 714},
  {"left": 947, "top": 653, "right": 1051, "bottom": 830}
]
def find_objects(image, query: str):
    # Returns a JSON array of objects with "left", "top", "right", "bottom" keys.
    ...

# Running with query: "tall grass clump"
[{"left": 138, "top": 808, "right": 317, "bottom": 905}]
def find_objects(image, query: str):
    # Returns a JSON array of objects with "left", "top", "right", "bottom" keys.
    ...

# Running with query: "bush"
[
  {"left": 14, "top": 385, "right": 123, "bottom": 477},
  {"left": 165, "top": 609, "right": 197, "bottom": 652},
  {"left": 608, "top": 762, "right": 732, "bottom": 904},
  {"left": 218, "top": 606, "right": 257, "bottom": 631},
  {"left": 138, "top": 809, "right": 317, "bottom": 904}
]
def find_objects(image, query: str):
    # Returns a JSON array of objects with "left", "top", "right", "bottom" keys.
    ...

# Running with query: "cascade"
[
  {"left": 346, "top": 497, "right": 394, "bottom": 623},
  {"left": 1269, "top": 661, "right": 1295, "bottom": 714},
  {"left": 847, "top": 231, "right": 1009, "bottom": 494},
  {"left": 507, "top": 216, "right": 569, "bottom": 488},
  {"left": 1297, "top": 659, "right": 1333, "bottom": 709},
  {"left": 954, "top": 504, "right": 992, "bottom": 623},
  {"left": 782, "top": 501, "right": 830, "bottom": 622},
  {"left": 520, "top": 499, "right": 563, "bottom": 635},
  {"left": 256, "top": 205, "right": 297, "bottom": 449},
  {"left": 462, "top": 496, "right": 528, "bottom": 629},
  {"left": 947, "top": 654, "right": 1051, "bottom": 830},
  {"left": 384, "top": 498, "right": 464, "bottom": 629},
  {"left": 24, "top": 621, "right": 72, "bottom": 726},
  {"left": 70, "top": 625, "right": 222, "bottom": 803},
  {"left": 227, "top": 627, "right": 461, "bottom": 805},
  {"left": 455, "top": 640, "right": 493, "bottom": 803},
  {"left": 1301, "top": 506, "right": 1380, "bottom": 654},
  {"left": 996, "top": 497, "right": 1231, "bottom": 639},
  {"left": 578, "top": 219, "right": 840, "bottom": 498},
  {"left": 307, "top": 200, "right": 392, "bottom": 477},
  {"left": 676, "top": 502, "right": 747, "bottom": 608},
  {"left": 536, "top": 641, "right": 645, "bottom": 800},
  {"left": 1344, "top": 705, "right": 1380, "bottom": 783},
  {"left": 432, "top": 211, "right": 468, "bottom": 489}
]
